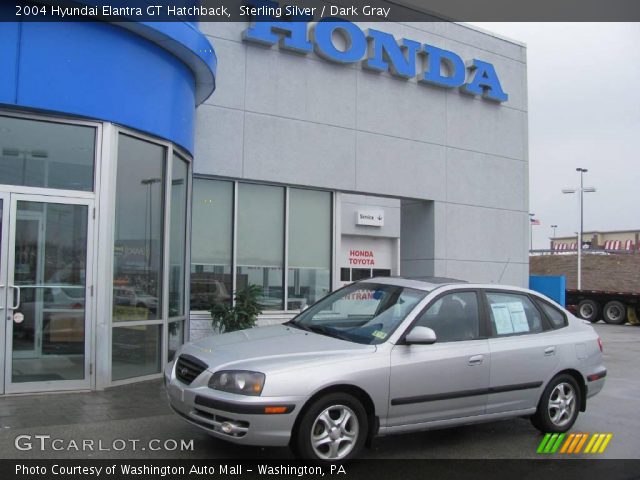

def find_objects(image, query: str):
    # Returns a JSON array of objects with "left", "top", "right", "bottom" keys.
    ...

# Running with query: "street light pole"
[
  {"left": 550, "top": 224, "right": 558, "bottom": 252},
  {"left": 562, "top": 169, "right": 596, "bottom": 291}
]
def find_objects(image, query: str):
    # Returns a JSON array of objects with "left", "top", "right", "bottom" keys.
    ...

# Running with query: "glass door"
[
  {"left": 0, "top": 193, "right": 8, "bottom": 393},
  {"left": 2, "top": 193, "right": 93, "bottom": 393}
]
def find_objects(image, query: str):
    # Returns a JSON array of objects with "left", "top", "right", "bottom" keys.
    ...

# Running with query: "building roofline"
[
  {"left": 552, "top": 229, "right": 640, "bottom": 240},
  {"left": 455, "top": 22, "right": 527, "bottom": 48}
]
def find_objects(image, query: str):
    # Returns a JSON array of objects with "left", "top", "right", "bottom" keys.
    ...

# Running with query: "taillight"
[{"left": 597, "top": 337, "right": 603, "bottom": 353}]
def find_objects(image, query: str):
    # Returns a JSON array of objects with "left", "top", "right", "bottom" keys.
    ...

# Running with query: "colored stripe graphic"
[
  {"left": 537, "top": 433, "right": 565, "bottom": 453},
  {"left": 540, "top": 432, "right": 613, "bottom": 454}
]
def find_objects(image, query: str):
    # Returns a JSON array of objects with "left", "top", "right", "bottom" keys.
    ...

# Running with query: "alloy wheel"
[
  {"left": 310, "top": 404, "right": 359, "bottom": 460},
  {"left": 548, "top": 382, "right": 576, "bottom": 427}
]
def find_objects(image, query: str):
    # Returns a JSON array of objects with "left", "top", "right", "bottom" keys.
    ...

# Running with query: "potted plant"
[{"left": 210, "top": 284, "right": 262, "bottom": 333}]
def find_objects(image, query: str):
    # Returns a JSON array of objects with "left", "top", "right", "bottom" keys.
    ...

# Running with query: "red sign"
[{"left": 349, "top": 249, "right": 375, "bottom": 266}]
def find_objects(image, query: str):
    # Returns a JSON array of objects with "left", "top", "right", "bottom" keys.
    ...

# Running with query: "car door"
[
  {"left": 388, "top": 290, "right": 490, "bottom": 427},
  {"left": 483, "top": 290, "right": 559, "bottom": 414}
]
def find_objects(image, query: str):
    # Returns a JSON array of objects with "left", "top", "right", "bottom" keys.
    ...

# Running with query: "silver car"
[{"left": 165, "top": 278, "right": 606, "bottom": 461}]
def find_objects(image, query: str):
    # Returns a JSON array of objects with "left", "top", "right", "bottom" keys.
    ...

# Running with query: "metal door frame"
[
  {"left": 0, "top": 192, "right": 9, "bottom": 394},
  {"left": 2, "top": 192, "right": 95, "bottom": 394}
]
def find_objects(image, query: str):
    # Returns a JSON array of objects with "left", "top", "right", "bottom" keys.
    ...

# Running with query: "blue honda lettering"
[
  {"left": 242, "top": 18, "right": 508, "bottom": 103},
  {"left": 461, "top": 59, "right": 509, "bottom": 102},
  {"left": 242, "top": 0, "right": 312, "bottom": 53},
  {"left": 364, "top": 29, "right": 421, "bottom": 78},
  {"left": 313, "top": 19, "right": 367, "bottom": 64},
  {"left": 421, "top": 45, "right": 465, "bottom": 89}
]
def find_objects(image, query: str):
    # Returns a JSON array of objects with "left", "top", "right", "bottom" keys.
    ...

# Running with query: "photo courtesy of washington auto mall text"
[{"left": 1, "top": 0, "right": 640, "bottom": 479}]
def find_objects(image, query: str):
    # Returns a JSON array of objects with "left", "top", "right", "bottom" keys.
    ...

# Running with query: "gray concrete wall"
[{"left": 194, "top": 19, "right": 529, "bottom": 287}]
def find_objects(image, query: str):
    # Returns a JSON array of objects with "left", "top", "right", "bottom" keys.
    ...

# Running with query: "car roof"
[
  {"left": 357, "top": 276, "right": 466, "bottom": 292},
  {"left": 357, "top": 277, "right": 538, "bottom": 296}
]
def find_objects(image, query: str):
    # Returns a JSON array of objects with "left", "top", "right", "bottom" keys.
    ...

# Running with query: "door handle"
[
  {"left": 544, "top": 346, "right": 556, "bottom": 356},
  {"left": 10, "top": 285, "right": 21, "bottom": 310},
  {"left": 468, "top": 354, "right": 484, "bottom": 366}
]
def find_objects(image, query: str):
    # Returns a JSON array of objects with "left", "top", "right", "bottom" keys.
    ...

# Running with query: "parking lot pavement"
[{"left": 0, "top": 323, "right": 638, "bottom": 460}]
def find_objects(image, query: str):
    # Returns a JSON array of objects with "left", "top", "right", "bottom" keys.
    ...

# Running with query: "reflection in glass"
[
  {"left": 113, "top": 134, "right": 165, "bottom": 322},
  {"left": 288, "top": 189, "right": 331, "bottom": 309},
  {"left": 0, "top": 116, "right": 95, "bottom": 191},
  {"left": 112, "top": 325, "right": 161, "bottom": 381},
  {"left": 168, "top": 320, "right": 184, "bottom": 362},
  {"left": 12, "top": 201, "right": 88, "bottom": 383},
  {"left": 169, "top": 155, "right": 188, "bottom": 318},
  {"left": 237, "top": 184, "right": 284, "bottom": 310},
  {"left": 190, "top": 179, "right": 233, "bottom": 310}
]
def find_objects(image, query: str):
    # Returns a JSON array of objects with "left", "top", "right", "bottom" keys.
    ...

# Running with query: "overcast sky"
[{"left": 471, "top": 23, "right": 640, "bottom": 249}]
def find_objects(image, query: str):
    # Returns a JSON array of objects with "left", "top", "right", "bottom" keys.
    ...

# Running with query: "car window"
[
  {"left": 293, "top": 283, "right": 428, "bottom": 345},
  {"left": 535, "top": 299, "right": 568, "bottom": 329},
  {"left": 414, "top": 292, "right": 480, "bottom": 342},
  {"left": 486, "top": 292, "right": 543, "bottom": 336}
]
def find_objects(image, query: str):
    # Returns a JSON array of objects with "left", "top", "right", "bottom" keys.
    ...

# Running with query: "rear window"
[{"left": 535, "top": 299, "right": 568, "bottom": 329}]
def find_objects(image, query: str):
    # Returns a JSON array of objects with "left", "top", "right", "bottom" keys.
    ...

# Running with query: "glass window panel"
[
  {"left": 112, "top": 325, "right": 161, "bottom": 381},
  {"left": 169, "top": 155, "right": 188, "bottom": 318},
  {"left": 113, "top": 134, "right": 165, "bottom": 322},
  {"left": 537, "top": 300, "right": 568, "bottom": 329},
  {"left": 288, "top": 189, "right": 331, "bottom": 309},
  {"left": 12, "top": 201, "right": 88, "bottom": 383},
  {"left": 168, "top": 320, "right": 185, "bottom": 363},
  {"left": 237, "top": 183, "right": 284, "bottom": 310},
  {"left": 486, "top": 292, "right": 544, "bottom": 336},
  {"left": 415, "top": 292, "right": 480, "bottom": 342},
  {"left": 190, "top": 179, "right": 233, "bottom": 310},
  {"left": 0, "top": 116, "right": 95, "bottom": 191}
]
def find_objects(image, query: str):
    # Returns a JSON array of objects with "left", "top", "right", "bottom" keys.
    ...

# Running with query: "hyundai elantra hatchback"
[{"left": 165, "top": 278, "right": 605, "bottom": 461}]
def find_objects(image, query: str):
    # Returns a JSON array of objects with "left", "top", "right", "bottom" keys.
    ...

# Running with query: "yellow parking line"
[
  {"left": 598, "top": 434, "right": 613, "bottom": 453},
  {"left": 590, "top": 434, "right": 606, "bottom": 453},
  {"left": 584, "top": 433, "right": 598, "bottom": 453}
]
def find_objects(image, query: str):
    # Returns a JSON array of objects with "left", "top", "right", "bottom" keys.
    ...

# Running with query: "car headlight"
[{"left": 208, "top": 370, "right": 265, "bottom": 396}]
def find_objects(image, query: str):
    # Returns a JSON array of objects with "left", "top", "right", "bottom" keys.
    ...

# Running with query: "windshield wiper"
[{"left": 307, "top": 325, "right": 352, "bottom": 341}]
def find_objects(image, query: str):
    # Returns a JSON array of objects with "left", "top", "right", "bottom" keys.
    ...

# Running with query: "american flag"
[{"left": 530, "top": 218, "right": 541, "bottom": 225}]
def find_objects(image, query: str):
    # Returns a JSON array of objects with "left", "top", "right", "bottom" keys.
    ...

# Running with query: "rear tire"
[
  {"left": 602, "top": 300, "right": 626, "bottom": 325},
  {"left": 577, "top": 299, "right": 600, "bottom": 323},
  {"left": 531, "top": 374, "right": 580, "bottom": 433},
  {"left": 293, "top": 393, "right": 368, "bottom": 462}
]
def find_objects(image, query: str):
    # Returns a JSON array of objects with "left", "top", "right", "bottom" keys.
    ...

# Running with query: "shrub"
[{"left": 210, "top": 284, "right": 262, "bottom": 333}]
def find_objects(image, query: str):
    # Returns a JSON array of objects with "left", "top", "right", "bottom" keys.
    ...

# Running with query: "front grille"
[{"left": 175, "top": 354, "right": 208, "bottom": 385}]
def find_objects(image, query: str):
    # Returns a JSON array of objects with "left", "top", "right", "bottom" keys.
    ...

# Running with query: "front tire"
[
  {"left": 531, "top": 374, "right": 581, "bottom": 433},
  {"left": 293, "top": 393, "right": 368, "bottom": 462}
]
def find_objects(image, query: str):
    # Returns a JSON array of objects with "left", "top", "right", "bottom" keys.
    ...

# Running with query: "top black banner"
[{"left": 3, "top": 0, "right": 640, "bottom": 21}]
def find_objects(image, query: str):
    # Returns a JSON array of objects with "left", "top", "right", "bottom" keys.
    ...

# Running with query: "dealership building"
[{"left": 0, "top": 14, "right": 528, "bottom": 394}]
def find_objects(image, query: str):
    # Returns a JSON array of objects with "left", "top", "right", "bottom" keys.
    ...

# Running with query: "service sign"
[{"left": 356, "top": 209, "right": 384, "bottom": 227}]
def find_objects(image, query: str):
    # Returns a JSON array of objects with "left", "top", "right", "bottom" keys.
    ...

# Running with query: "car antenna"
[{"left": 497, "top": 257, "right": 511, "bottom": 283}]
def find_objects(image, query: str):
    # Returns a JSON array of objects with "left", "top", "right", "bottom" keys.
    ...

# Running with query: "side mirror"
[{"left": 405, "top": 326, "right": 437, "bottom": 345}]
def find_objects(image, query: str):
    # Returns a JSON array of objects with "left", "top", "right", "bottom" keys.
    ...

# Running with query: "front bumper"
[{"left": 165, "top": 365, "right": 306, "bottom": 447}]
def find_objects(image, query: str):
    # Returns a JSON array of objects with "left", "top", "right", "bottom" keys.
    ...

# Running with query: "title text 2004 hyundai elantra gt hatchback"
[{"left": 165, "top": 278, "right": 606, "bottom": 461}]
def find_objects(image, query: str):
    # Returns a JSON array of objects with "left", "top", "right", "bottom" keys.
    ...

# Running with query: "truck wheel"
[
  {"left": 602, "top": 301, "right": 626, "bottom": 325},
  {"left": 577, "top": 299, "right": 600, "bottom": 323}
]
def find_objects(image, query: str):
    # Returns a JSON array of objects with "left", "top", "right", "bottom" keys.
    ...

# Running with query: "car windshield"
[{"left": 289, "top": 283, "right": 427, "bottom": 345}]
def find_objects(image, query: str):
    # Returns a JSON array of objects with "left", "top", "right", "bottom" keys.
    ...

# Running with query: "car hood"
[{"left": 180, "top": 324, "right": 377, "bottom": 374}]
